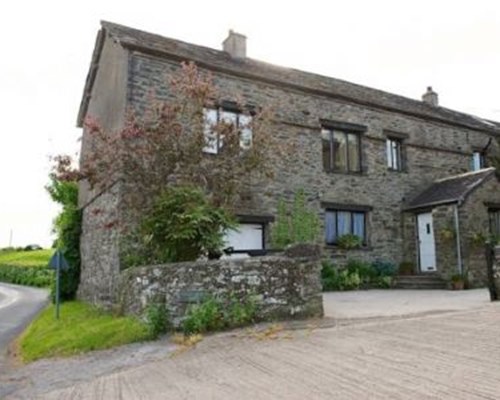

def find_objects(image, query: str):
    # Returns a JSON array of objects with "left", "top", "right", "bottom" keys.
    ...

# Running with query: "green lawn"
[
  {"left": 19, "top": 301, "right": 152, "bottom": 362},
  {"left": 0, "top": 249, "right": 53, "bottom": 287},
  {"left": 0, "top": 249, "right": 52, "bottom": 267}
]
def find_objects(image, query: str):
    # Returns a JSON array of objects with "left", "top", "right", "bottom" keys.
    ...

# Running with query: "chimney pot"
[
  {"left": 223, "top": 30, "right": 246, "bottom": 58},
  {"left": 422, "top": 86, "right": 439, "bottom": 106}
]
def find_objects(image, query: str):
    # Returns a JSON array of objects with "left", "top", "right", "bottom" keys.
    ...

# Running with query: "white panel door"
[
  {"left": 417, "top": 212, "right": 437, "bottom": 272},
  {"left": 224, "top": 224, "right": 263, "bottom": 251}
]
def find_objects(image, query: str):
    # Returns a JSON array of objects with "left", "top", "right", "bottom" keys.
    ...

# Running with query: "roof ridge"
[{"left": 78, "top": 21, "right": 500, "bottom": 133}]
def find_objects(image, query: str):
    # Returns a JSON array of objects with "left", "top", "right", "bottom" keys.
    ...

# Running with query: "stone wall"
[
  {"left": 126, "top": 52, "right": 498, "bottom": 268},
  {"left": 78, "top": 183, "right": 122, "bottom": 308},
  {"left": 118, "top": 245, "right": 324, "bottom": 326},
  {"left": 459, "top": 175, "right": 500, "bottom": 285}
]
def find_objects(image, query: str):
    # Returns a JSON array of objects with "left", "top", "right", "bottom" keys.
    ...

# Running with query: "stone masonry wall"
[
  {"left": 118, "top": 246, "right": 324, "bottom": 326},
  {"left": 78, "top": 183, "right": 122, "bottom": 308},
  {"left": 126, "top": 52, "right": 498, "bottom": 268},
  {"left": 459, "top": 176, "right": 500, "bottom": 286}
]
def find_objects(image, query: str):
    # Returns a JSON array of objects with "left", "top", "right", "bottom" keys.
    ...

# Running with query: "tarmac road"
[{"left": 0, "top": 283, "right": 48, "bottom": 367}]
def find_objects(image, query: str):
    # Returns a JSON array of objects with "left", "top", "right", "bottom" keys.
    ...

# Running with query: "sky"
[{"left": 1, "top": 0, "right": 499, "bottom": 248}]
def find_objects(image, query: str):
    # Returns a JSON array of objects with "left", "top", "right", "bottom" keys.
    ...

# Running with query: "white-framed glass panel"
[
  {"left": 386, "top": 138, "right": 402, "bottom": 170},
  {"left": 202, "top": 108, "right": 253, "bottom": 153},
  {"left": 472, "top": 151, "right": 485, "bottom": 171},
  {"left": 321, "top": 129, "right": 333, "bottom": 171},
  {"left": 239, "top": 114, "right": 253, "bottom": 149},
  {"left": 224, "top": 223, "right": 263, "bottom": 251},
  {"left": 333, "top": 131, "right": 347, "bottom": 171},
  {"left": 347, "top": 133, "right": 360, "bottom": 171},
  {"left": 203, "top": 108, "right": 218, "bottom": 154}
]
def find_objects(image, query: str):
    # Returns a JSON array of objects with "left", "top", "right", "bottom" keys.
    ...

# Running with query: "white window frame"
[
  {"left": 203, "top": 107, "right": 253, "bottom": 154},
  {"left": 386, "top": 137, "right": 402, "bottom": 171},
  {"left": 472, "top": 151, "right": 486, "bottom": 171}
]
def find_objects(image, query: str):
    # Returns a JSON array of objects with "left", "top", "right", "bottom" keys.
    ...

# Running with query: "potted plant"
[
  {"left": 450, "top": 272, "right": 466, "bottom": 290},
  {"left": 398, "top": 261, "right": 415, "bottom": 276}
]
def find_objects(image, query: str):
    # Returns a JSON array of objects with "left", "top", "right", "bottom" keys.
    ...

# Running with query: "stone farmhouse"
[{"left": 76, "top": 21, "right": 500, "bottom": 304}]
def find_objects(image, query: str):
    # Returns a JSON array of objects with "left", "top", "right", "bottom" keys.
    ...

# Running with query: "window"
[
  {"left": 386, "top": 138, "right": 402, "bottom": 171},
  {"left": 224, "top": 223, "right": 264, "bottom": 252},
  {"left": 203, "top": 107, "right": 252, "bottom": 154},
  {"left": 471, "top": 151, "right": 486, "bottom": 171},
  {"left": 324, "top": 209, "right": 366, "bottom": 245},
  {"left": 489, "top": 209, "right": 500, "bottom": 237},
  {"left": 322, "top": 129, "right": 361, "bottom": 172}
]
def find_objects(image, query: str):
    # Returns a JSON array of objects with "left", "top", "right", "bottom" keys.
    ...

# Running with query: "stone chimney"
[
  {"left": 422, "top": 86, "right": 438, "bottom": 106},
  {"left": 222, "top": 30, "right": 246, "bottom": 58}
]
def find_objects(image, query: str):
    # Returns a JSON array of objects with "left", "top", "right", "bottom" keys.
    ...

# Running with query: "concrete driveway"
[
  {"left": 323, "top": 288, "right": 491, "bottom": 319},
  {"left": 3, "top": 289, "right": 499, "bottom": 399}
]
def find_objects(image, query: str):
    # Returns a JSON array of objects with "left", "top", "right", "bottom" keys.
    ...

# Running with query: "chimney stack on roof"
[
  {"left": 222, "top": 30, "right": 246, "bottom": 58},
  {"left": 422, "top": 86, "right": 439, "bottom": 106}
]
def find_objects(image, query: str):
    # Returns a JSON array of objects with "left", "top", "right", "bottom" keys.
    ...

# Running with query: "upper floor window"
[
  {"left": 386, "top": 137, "right": 403, "bottom": 171},
  {"left": 321, "top": 129, "right": 361, "bottom": 172},
  {"left": 203, "top": 107, "right": 252, "bottom": 154},
  {"left": 471, "top": 151, "right": 486, "bottom": 171}
]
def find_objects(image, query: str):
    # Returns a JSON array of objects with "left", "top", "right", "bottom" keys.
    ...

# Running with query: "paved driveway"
[
  {"left": 323, "top": 288, "right": 491, "bottom": 319},
  {"left": 3, "top": 289, "right": 499, "bottom": 400}
]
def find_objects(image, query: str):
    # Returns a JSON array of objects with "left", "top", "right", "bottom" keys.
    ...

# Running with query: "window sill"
[
  {"left": 324, "top": 170, "right": 366, "bottom": 176},
  {"left": 325, "top": 245, "right": 373, "bottom": 252},
  {"left": 386, "top": 168, "right": 407, "bottom": 174}
]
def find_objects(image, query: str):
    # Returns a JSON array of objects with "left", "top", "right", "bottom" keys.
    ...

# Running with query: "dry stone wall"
[{"left": 118, "top": 245, "right": 324, "bottom": 326}]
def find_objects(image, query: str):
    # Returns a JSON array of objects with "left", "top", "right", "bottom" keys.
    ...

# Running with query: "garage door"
[{"left": 224, "top": 223, "right": 264, "bottom": 251}]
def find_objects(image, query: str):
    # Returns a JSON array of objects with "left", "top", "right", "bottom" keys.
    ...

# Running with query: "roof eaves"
[
  {"left": 404, "top": 198, "right": 459, "bottom": 212},
  {"left": 76, "top": 28, "right": 106, "bottom": 127}
]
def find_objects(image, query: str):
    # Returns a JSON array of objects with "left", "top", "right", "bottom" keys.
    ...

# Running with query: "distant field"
[{"left": 0, "top": 249, "right": 52, "bottom": 268}]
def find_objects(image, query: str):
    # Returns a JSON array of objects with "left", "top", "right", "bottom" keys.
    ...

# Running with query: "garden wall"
[{"left": 118, "top": 245, "right": 324, "bottom": 326}]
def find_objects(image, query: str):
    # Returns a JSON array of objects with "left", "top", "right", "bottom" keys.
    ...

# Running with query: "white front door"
[
  {"left": 224, "top": 223, "right": 264, "bottom": 252},
  {"left": 417, "top": 212, "right": 437, "bottom": 272}
]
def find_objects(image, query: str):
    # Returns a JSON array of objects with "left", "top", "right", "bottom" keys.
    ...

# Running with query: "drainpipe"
[{"left": 454, "top": 203, "right": 463, "bottom": 275}]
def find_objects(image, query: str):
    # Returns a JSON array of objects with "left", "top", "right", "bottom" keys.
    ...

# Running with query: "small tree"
[
  {"left": 125, "top": 186, "right": 236, "bottom": 265},
  {"left": 46, "top": 162, "right": 82, "bottom": 300},
  {"left": 271, "top": 189, "right": 320, "bottom": 248},
  {"left": 53, "top": 62, "right": 287, "bottom": 266}
]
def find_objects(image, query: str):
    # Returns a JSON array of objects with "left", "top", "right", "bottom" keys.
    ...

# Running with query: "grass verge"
[{"left": 19, "top": 301, "right": 152, "bottom": 362}]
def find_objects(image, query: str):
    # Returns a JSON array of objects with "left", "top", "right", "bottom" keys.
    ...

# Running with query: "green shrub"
[
  {"left": 223, "top": 294, "right": 257, "bottom": 327},
  {"left": 371, "top": 259, "right": 397, "bottom": 277},
  {"left": 128, "top": 186, "right": 236, "bottom": 266},
  {"left": 0, "top": 265, "right": 53, "bottom": 287},
  {"left": 182, "top": 294, "right": 257, "bottom": 335},
  {"left": 46, "top": 178, "right": 82, "bottom": 301},
  {"left": 346, "top": 259, "right": 376, "bottom": 285},
  {"left": 271, "top": 189, "right": 320, "bottom": 249},
  {"left": 145, "top": 302, "right": 170, "bottom": 338},
  {"left": 337, "top": 234, "right": 362, "bottom": 250},
  {"left": 374, "top": 276, "right": 393, "bottom": 288},
  {"left": 321, "top": 261, "right": 361, "bottom": 291},
  {"left": 182, "top": 297, "right": 225, "bottom": 335}
]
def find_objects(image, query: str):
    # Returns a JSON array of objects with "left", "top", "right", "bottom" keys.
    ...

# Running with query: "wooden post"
[{"left": 485, "top": 243, "right": 498, "bottom": 302}]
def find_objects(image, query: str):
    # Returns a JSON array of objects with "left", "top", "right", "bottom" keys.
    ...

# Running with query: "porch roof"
[{"left": 405, "top": 168, "right": 496, "bottom": 211}]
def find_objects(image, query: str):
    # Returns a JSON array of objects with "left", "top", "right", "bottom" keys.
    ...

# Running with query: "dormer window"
[
  {"left": 471, "top": 151, "right": 486, "bottom": 171},
  {"left": 203, "top": 107, "right": 252, "bottom": 154}
]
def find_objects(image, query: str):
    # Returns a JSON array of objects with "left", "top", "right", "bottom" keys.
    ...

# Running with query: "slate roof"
[
  {"left": 78, "top": 21, "right": 500, "bottom": 133},
  {"left": 405, "top": 168, "right": 496, "bottom": 210}
]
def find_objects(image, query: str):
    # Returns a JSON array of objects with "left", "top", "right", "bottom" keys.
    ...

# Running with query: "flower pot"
[{"left": 451, "top": 280, "right": 464, "bottom": 290}]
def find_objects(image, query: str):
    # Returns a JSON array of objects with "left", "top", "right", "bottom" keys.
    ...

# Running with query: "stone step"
[{"left": 393, "top": 275, "right": 447, "bottom": 290}]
